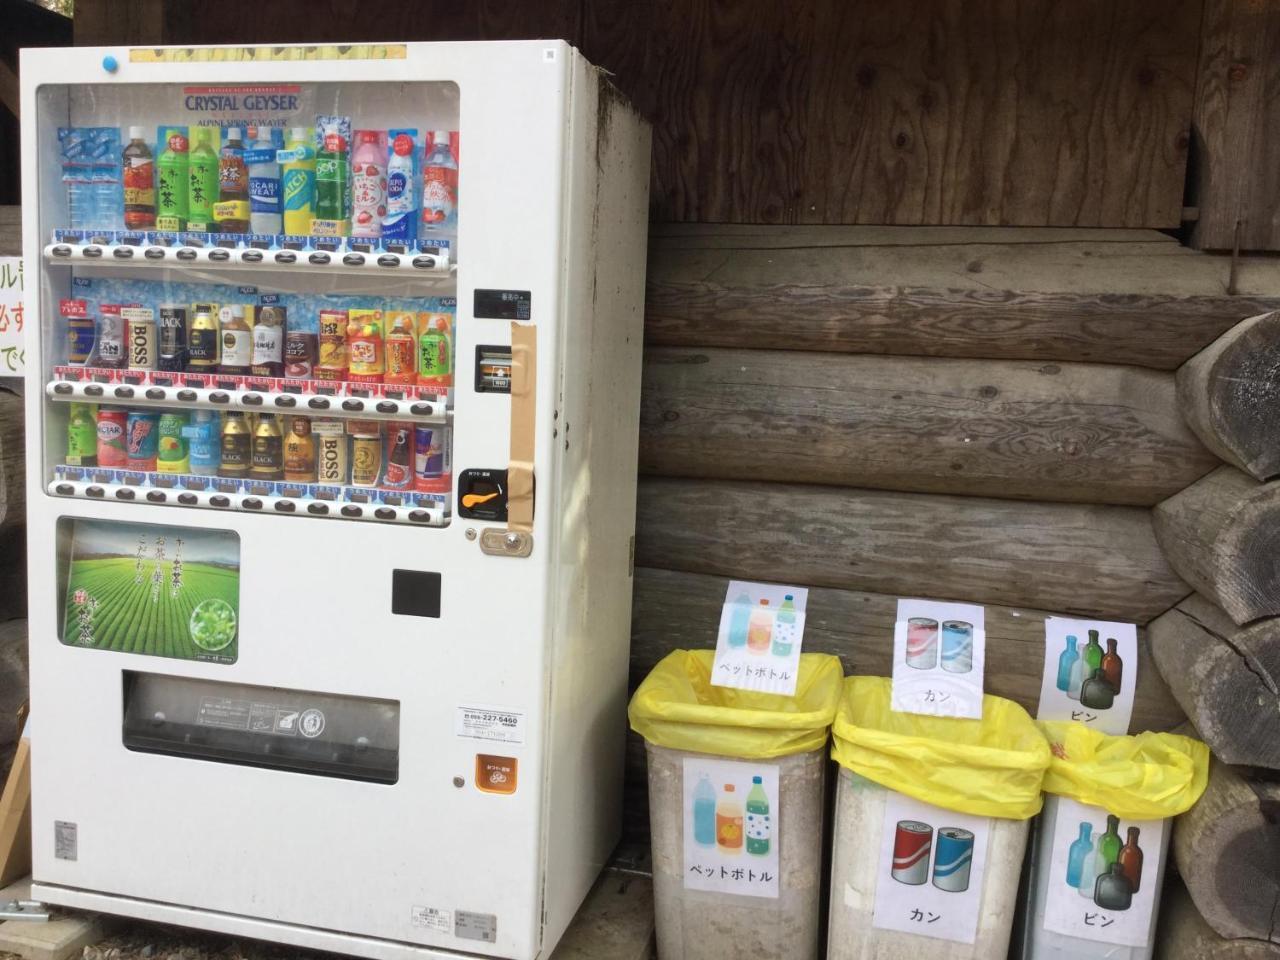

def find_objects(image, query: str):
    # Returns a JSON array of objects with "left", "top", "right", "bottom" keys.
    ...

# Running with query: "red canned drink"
[
  {"left": 892, "top": 820, "right": 933, "bottom": 886},
  {"left": 96, "top": 407, "right": 129, "bottom": 468}
]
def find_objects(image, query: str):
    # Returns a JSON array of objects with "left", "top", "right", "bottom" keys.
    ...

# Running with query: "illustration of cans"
[
  {"left": 891, "top": 820, "right": 933, "bottom": 885},
  {"left": 932, "top": 827, "right": 974, "bottom": 892},
  {"left": 941, "top": 620, "right": 974, "bottom": 674},
  {"left": 906, "top": 617, "right": 939, "bottom": 670}
]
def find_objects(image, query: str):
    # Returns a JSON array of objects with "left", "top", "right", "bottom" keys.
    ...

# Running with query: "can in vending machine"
[
  {"left": 906, "top": 617, "right": 939, "bottom": 670},
  {"left": 157, "top": 304, "right": 188, "bottom": 371},
  {"left": 314, "top": 420, "right": 349, "bottom": 485},
  {"left": 941, "top": 620, "right": 974, "bottom": 674},
  {"left": 126, "top": 410, "right": 160, "bottom": 471},
  {"left": 284, "top": 330, "right": 317, "bottom": 380},
  {"left": 156, "top": 411, "right": 190, "bottom": 473},
  {"left": 96, "top": 304, "right": 127, "bottom": 369},
  {"left": 124, "top": 306, "right": 156, "bottom": 371},
  {"left": 891, "top": 820, "right": 933, "bottom": 886},
  {"left": 382, "top": 423, "right": 413, "bottom": 490},
  {"left": 413, "top": 424, "right": 452, "bottom": 493},
  {"left": 932, "top": 828, "right": 974, "bottom": 893},
  {"left": 350, "top": 430, "right": 382, "bottom": 487},
  {"left": 316, "top": 309, "right": 348, "bottom": 381},
  {"left": 61, "top": 299, "right": 95, "bottom": 365},
  {"left": 96, "top": 407, "right": 129, "bottom": 467}
]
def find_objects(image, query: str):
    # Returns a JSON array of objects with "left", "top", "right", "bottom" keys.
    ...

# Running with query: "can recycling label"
[{"left": 455, "top": 705, "right": 525, "bottom": 745}]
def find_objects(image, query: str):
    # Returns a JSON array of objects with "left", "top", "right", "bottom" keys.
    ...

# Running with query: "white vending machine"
[{"left": 18, "top": 40, "right": 649, "bottom": 960}]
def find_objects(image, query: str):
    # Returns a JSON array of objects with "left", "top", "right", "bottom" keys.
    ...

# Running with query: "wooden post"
[
  {"left": 1148, "top": 594, "right": 1280, "bottom": 769},
  {"left": 1172, "top": 756, "right": 1280, "bottom": 942},
  {"left": 1152, "top": 467, "right": 1280, "bottom": 625},
  {"left": 1177, "top": 311, "right": 1280, "bottom": 481},
  {"left": 1158, "top": 878, "right": 1280, "bottom": 958}
]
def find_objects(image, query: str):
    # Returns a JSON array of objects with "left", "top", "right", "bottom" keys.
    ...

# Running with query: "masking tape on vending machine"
[{"left": 507, "top": 321, "right": 536, "bottom": 534}]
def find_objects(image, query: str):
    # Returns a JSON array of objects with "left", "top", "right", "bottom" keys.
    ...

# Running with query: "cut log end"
[{"left": 1158, "top": 879, "right": 1280, "bottom": 959}]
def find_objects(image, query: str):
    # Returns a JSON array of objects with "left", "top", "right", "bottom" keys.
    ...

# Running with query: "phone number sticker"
[{"left": 455, "top": 705, "right": 526, "bottom": 745}]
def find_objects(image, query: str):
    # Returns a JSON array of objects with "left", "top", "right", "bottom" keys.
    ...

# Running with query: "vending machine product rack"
[{"left": 20, "top": 40, "right": 650, "bottom": 960}]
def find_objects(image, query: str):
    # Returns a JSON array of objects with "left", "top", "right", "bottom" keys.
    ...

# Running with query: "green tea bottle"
[
  {"left": 156, "top": 127, "right": 189, "bottom": 231},
  {"left": 187, "top": 126, "right": 219, "bottom": 231}
]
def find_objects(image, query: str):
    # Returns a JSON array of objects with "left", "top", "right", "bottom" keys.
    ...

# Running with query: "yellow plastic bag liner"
[
  {"left": 1038, "top": 721, "right": 1209, "bottom": 820},
  {"left": 627, "top": 650, "right": 844, "bottom": 759},
  {"left": 830, "top": 676, "right": 1051, "bottom": 820}
]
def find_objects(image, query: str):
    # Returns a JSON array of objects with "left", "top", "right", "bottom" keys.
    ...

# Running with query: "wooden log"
[
  {"left": 646, "top": 225, "right": 1280, "bottom": 370},
  {"left": 1149, "top": 595, "right": 1280, "bottom": 769},
  {"left": 1153, "top": 467, "right": 1280, "bottom": 625},
  {"left": 1172, "top": 757, "right": 1280, "bottom": 942},
  {"left": 641, "top": 347, "right": 1217, "bottom": 506},
  {"left": 1177, "top": 311, "right": 1280, "bottom": 481},
  {"left": 635, "top": 477, "right": 1190, "bottom": 623},
  {"left": 1157, "top": 879, "right": 1280, "bottom": 959},
  {"left": 629, "top": 566, "right": 1184, "bottom": 731}
]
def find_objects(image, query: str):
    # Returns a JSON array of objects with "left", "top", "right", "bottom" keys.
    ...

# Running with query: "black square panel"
[{"left": 391, "top": 569, "right": 442, "bottom": 619}]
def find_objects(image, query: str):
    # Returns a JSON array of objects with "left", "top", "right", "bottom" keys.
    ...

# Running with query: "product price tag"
[
  {"left": 869, "top": 790, "right": 990, "bottom": 944},
  {"left": 1036, "top": 617, "right": 1136, "bottom": 734},
  {"left": 1041, "top": 797, "right": 1163, "bottom": 947},
  {"left": 711, "top": 579, "right": 808, "bottom": 697},
  {"left": 0, "top": 257, "right": 25, "bottom": 376},
  {"left": 890, "top": 598, "right": 986, "bottom": 719},
  {"left": 682, "top": 756, "right": 779, "bottom": 899}
]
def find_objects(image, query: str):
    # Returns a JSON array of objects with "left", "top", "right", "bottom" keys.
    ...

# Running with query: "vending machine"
[{"left": 18, "top": 40, "right": 649, "bottom": 960}]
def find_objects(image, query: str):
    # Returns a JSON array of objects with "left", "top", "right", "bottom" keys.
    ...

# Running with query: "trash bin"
[
  {"left": 1013, "top": 721, "right": 1208, "bottom": 960},
  {"left": 827, "top": 676, "right": 1051, "bottom": 960},
  {"left": 628, "top": 649, "right": 844, "bottom": 960}
]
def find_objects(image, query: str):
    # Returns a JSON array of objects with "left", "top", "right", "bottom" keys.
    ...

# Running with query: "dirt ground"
[{"left": 5, "top": 916, "right": 343, "bottom": 960}]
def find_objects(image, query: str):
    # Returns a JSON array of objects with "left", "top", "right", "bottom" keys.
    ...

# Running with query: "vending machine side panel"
[{"left": 538, "top": 52, "right": 651, "bottom": 951}]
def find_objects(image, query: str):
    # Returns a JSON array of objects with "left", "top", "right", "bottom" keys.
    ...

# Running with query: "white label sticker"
[
  {"left": 454, "top": 910, "right": 497, "bottom": 943},
  {"left": 871, "top": 792, "right": 990, "bottom": 944},
  {"left": 54, "top": 820, "right": 77, "bottom": 861},
  {"left": 890, "top": 598, "right": 986, "bottom": 719},
  {"left": 1041, "top": 797, "right": 1163, "bottom": 947},
  {"left": 455, "top": 705, "right": 525, "bottom": 745},
  {"left": 711, "top": 579, "right": 809, "bottom": 697},
  {"left": 410, "top": 905, "right": 452, "bottom": 933},
  {"left": 682, "top": 756, "right": 780, "bottom": 899},
  {"left": 1036, "top": 617, "right": 1137, "bottom": 734}
]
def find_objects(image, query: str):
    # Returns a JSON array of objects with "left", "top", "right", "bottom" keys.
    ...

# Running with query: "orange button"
[{"left": 475, "top": 754, "right": 518, "bottom": 795}]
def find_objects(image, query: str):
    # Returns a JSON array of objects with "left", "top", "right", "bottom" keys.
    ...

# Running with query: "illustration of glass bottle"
[
  {"left": 1080, "top": 668, "right": 1117, "bottom": 709},
  {"left": 692, "top": 774, "right": 716, "bottom": 847},
  {"left": 1118, "top": 826, "right": 1143, "bottom": 892},
  {"left": 1095, "top": 814, "right": 1122, "bottom": 875},
  {"left": 715, "top": 784, "right": 744, "bottom": 855},
  {"left": 747, "top": 600, "right": 773, "bottom": 655},
  {"left": 1083, "top": 630, "right": 1104, "bottom": 677},
  {"left": 772, "top": 595, "right": 797, "bottom": 657},
  {"left": 745, "top": 775, "right": 771, "bottom": 856},
  {"left": 1056, "top": 635, "right": 1080, "bottom": 692},
  {"left": 1066, "top": 821, "right": 1093, "bottom": 888},
  {"left": 727, "top": 593, "right": 752, "bottom": 648},
  {"left": 1094, "top": 861, "right": 1134, "bottom": 911},
  {"left": 1067, "top": 648, "right": 1086, "bottom": 701},
  {"left": 1077, "top": 828, "right": 1098, "bottom": 898},
  {"left": 1102, "top": 638, "right": 1124, "bottom": 691}
]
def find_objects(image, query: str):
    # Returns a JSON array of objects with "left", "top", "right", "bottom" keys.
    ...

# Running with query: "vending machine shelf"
[
  {"left": 48, "top": 367, "right": 449, "bottom": 422},
  {"left": 49, "top": 469, "right": 449, "bottom": 527},
  {"left": 45, "top": 235, "right": 455, "bottom": 280}
]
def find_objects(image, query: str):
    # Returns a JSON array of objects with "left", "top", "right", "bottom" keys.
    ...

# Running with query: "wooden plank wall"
[{"left": 72, "top": 0, "right": 1202, "bottom": 229}]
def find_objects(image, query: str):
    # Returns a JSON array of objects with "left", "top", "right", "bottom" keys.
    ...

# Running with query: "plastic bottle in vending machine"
[
  {"left": 421, "top": 130, "right": 457, "bottom": 230},
  {"left": 281, "top": 126, "right": 315, "bottom": 236},
  {"left": 384, "top": 311, "right": 417, "bottom": 386},
  {"left": 156, "top": 127, "right": 189, "bottom": 231},
  {"left": 121, "top": 127, "right": 156, "bottom": 230},
  {"left": 314, "top": 116, "right": 351, "bottom": 229},
  {"left": 187, "top": 126, "right": 220, "bottom": 231},
  {"left": 215, "top": 127, "right": 250, "bottom": 234},
  {"left": 346, "top": 308, "right": 384, "bottom": 384},
  {"left": 416, "top": 312, "right": 453, "bottom": 390},
  {"left": 382, "top": 129, "right": 417, "bottom": 244},
  {"left": 351, "top": 130, "right": 386, "bottom": 239},
  {"left": 186, "top": 409, "right": 220, "bottom": 476},
  {"left": 248, "top": 127, "right": 283, "bottom": 235},
  {"left": 66, "top": 403, "right": 98, "bottom": 467}
]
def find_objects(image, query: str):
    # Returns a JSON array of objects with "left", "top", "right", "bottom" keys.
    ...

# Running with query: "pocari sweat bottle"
[{"left": 248, "top": 128, "right": 282, "bottom": 235}]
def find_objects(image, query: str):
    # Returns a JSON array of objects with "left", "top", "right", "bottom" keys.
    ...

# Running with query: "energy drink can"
[
  {"left": 906, "top": 617, "right": 939, "bottom": 670},
  {"left": 941, "top": 620, "right": 974, "bottom": 674},
  {"left": 892, "top": 820, "right": 933, "bottom": 886},
  {"left": 932, "top": 828, "right": 974, "bottom": 893},
  {"left": 413, "top": 424, "right": 451, "bottom": 493},
  {"left": 125, "top": 410, "right": 159, "bottom": 471}
]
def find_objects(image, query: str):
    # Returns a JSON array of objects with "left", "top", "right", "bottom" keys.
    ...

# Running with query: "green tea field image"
[{"left": 63, "top": 520, "right": 240, "bottom": 664}]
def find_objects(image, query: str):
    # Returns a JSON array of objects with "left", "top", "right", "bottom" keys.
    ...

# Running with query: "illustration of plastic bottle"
[
  {"left": 692, "top": 774, "right": 716, "bottom": 847},
  {"left": 1056, "top": 635, "right": 1079, "bottom": 692},
  {"left": 745, "top": 775, "right": 771, "bottom": 856},
  {"left": 1077, "top": 827, "right": 1098, "bottom": 898},
  {"left": 248, "top": 128, "right": 282, "bottom": 235},
  {"left": 715, "top": 784, "right": 743, "bottom": 855},
  {"left": 1067, "top": 648, "right": 1086, "bottom": 700},
  {"left": 1118, "top": 826, "right": 1143, "bottom": 893},
  {"left": 1094, "top": 861, "right": 1134, "bottom": 911},
  {"left": 1095, "top": 814, "right": 1122, "bottom": 875},
  {"left": 772, "top": 595, "right": 797, "bottom": 657},
  {"left": 1066, "top": 822, "right": 1093, "bottom": 888},
  {"left": 747, "top": 599, "right": 773, "bottom": 655},
  {"left": 1102, "top": 638, "right": 1124, "bottom": 691},
  {"left": 727, "top": 593, "right": 751, "bottom": 648}
]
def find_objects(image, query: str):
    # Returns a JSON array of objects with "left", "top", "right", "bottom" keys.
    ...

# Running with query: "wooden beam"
[
  {"left": 1172, "top": 756, "right": 1280, "bottom": 942},
  {"left": 0, "top": 735, "right": 29, "bottom": 888},
  {"left": 646, "top": 226, "right": 1280, "bottom": 369},
  {"left": 635, "top": 477, "right": 1189, "bottom": 623},
  {"left": 1153, "top": 467, "right": 1280, "bottom": 625},
  {"left": 1158, "top": 878, "right": 1280, "bottom": 958},
  {"left": 1190, "top": 0, "right": 1280, "bottom": 251},
  {"left": 641, "top": 347, "right": 1217, "bottom": 506},
  {"left": 1177, "top": 310, "right": 1280, "bottom": 481},
  {"left": 1148, "top": 594, "right": 1280, "bottom": 769}
]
